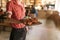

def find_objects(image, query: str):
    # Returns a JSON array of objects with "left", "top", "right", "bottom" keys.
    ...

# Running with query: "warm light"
[
  {"left": 41, "top": 0, "right": 46, "bottom": 5},
  {"left": 41, "top": 0, "right": 55, "bottom": 5},
  {"left": 35, "top": 6, "right": 41, "bottom": 10}
]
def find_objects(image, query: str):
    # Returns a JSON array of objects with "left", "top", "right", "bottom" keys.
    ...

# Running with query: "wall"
[{"left": 55, "top": 0, "right": 60, "bottom": 12}]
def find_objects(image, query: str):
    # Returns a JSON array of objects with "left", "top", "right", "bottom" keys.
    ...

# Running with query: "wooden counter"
[{"left": 37, "top": 10, "right": 60, "bottom": 26}]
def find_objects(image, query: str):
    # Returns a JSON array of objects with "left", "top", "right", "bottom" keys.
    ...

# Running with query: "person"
[
  {"left": 0, "top": 6, "right": 3, "bottom": 12},
  {"left": 30, "top": 5, "right": 38, "bottom": 17},
  {"left": 6, "top": 0, "right": 27, "bottom": 40},
  {"left": 25, "top": 7, "right": 30, "bottom": 16},
  {"left": 0, "top": 6, "right": 4, "bottom": 15},
  {"left": 0, "top": 6, "right": 4, "bottom": 23}
]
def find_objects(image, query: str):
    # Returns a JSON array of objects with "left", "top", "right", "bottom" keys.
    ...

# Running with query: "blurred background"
[{"left": 0, "top": 0, "right": 60, "bottom": 40}]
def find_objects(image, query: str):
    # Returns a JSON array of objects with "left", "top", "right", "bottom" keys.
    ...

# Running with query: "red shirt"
[{"left": 6, "top": 0, "right": 25, "bottom": 29}]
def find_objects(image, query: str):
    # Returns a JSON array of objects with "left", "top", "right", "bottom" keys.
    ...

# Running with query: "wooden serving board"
[
  {"left": 26, "top": 22, "right": 42, "bottom": 26},
  {"left": 0, "top": 18, "right": 22, "bottom": 26},
  {"left": 4, "top": 18, "right": 21, "bottom": 24},
  {"left": 0, "top": 18, "right": 42, "bottom": 26}
]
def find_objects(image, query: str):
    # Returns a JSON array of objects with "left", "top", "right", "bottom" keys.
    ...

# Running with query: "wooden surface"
[
  {"left": 0, "top": 18, "right": 21, "bottom": 26},
  {"left": 0, "top": 18, "right": 42, "bottom": 26}
]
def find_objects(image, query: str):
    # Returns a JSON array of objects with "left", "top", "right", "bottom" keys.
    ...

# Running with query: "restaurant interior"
[{"left": 0, "top": 0, "right": 60, "bottom": 40}]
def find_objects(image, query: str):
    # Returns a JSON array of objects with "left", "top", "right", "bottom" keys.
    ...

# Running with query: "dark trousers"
[{"left": 9, "top": 27, "right": 27, "bottom": 40}]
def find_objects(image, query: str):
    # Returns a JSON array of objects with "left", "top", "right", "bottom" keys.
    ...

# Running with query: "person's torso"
[{"left": 10, "top": 1, "right": 25, "bottom": 29}]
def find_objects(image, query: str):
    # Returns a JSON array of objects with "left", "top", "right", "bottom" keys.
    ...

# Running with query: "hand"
[
  {"left": 26, "top": 26, "right": 29, "bottom": 31},
  {"left": 6, "top": 11, "right": 12, "bottom": 19}
]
